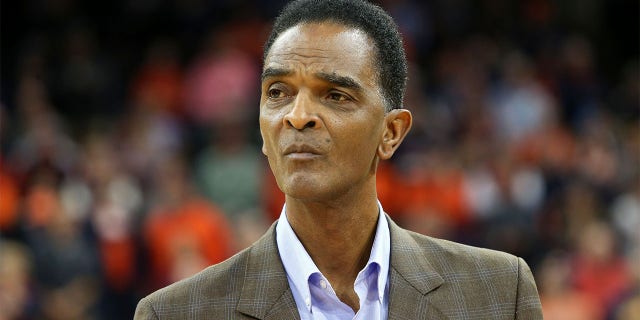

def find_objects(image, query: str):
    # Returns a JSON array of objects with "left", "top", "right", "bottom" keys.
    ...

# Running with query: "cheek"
[
  {"left": 259, "top": 112, "right": 287, "bottom": 167},
  {"left": 335, "top": 120, "right": 382, "bottom": 162},
  {"left": 259, "top": 117, "right": 268, "bottom": 152},
  {"left": 259, "top": 113, "right": 277, "bottom": 148}
]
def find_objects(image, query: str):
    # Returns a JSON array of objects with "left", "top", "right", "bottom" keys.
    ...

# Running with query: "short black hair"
[{"left": 264, "top": 0, "right": 407, "bottom": 111}]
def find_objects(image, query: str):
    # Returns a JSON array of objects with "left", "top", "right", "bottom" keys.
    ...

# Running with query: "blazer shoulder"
[
  {"left": 390, "top": 226, "right": 542, "bottom": 318},
  {"left": 401, "top": 229, "right": 542, "bottom": 318},
  {"left": 135, "top": 248, "right": 252, "bottom": 318},
  {"left": 407, "top": 229, "right": 521, "bottom": 271}
]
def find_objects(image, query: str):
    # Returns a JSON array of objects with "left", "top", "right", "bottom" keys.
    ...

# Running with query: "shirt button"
[
  {"left": 320, "top": 279, "right": 327, "bottom": 289},
  {"left": 305, "top": 297, "right": 311, "bottom": 306}
]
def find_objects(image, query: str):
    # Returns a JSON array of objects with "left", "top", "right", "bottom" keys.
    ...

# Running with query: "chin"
[{"left": 280, "top": 175, "right": 336, "bottom": 201}]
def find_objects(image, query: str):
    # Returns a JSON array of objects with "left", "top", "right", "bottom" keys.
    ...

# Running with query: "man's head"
[
  {"left": 259, "top": 0, "right": 412, "bottom": 202},
  {"left": 264, "top": 0, "right": 407, "bottom": 112}
]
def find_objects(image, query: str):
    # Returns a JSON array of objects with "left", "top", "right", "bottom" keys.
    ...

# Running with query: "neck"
[{"left": 284, "top": 181, "right": 379, "bottom": 308}]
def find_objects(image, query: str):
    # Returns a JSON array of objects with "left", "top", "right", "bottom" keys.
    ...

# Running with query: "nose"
[{"left": 283, "top": 92, "right": 321, "bottom": 130}]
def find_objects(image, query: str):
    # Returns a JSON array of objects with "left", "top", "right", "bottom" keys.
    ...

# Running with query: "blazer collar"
[
  {"left": 237, "top": 221, "right": 301, "bottom": 320},
  {"left": 387, "top": 216, "right": 446, "bottom": 319}
]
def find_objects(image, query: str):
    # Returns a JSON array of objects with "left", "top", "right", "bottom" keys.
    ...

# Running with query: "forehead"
[{"left": 264, "top": 22, "right": 378, "bottom": 85}]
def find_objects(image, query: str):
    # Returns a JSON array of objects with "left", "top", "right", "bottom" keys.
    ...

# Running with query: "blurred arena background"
[{"left": 1, "top": 0, "right": 638, "bottom": 319}]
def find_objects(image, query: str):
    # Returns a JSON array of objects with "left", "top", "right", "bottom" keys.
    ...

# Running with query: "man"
[{"left": 135, "top": 0, "right": 543, "bottom": 319}]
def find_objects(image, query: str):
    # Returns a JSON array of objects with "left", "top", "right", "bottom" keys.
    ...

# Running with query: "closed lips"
[{"left": 283, "top": 144, "right": 322, "bottom": 155}]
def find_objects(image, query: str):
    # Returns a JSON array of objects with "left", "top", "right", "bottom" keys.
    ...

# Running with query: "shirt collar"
[{"left": 275, "top": 201, "right": 390, "bottom": 311}]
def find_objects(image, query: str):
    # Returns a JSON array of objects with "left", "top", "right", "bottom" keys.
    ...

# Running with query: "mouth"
[
  {"left": 285, "top": 152, "right": 320, "bottom": 160},
  {"left": 283, "top": 144, "right": 323, "bottom": 159}
]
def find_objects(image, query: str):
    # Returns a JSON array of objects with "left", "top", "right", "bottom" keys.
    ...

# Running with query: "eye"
[
  {"left": 327, "top": 91, "right": 350, "bottom": 102},
  {"left": 267, "top": 88, "right": 285, "bottom": 99}
]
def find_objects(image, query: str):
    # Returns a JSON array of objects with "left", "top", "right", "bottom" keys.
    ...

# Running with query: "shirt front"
[{"left": 275, "top": 202, "right": 390, "bottom": 320}]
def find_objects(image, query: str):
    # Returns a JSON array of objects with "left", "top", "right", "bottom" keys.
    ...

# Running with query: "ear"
[{"left": 377, "top": 109, "right": 412, "bottom": 160}]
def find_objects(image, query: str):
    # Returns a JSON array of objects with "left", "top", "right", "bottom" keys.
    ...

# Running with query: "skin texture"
[{"left": 259, "top": 22, "right": 412, "bottom": 312}]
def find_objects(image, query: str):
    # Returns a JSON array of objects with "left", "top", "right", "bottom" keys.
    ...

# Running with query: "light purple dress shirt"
[{"left": 275, "top": 202, "right": 390, "bottom": 320}]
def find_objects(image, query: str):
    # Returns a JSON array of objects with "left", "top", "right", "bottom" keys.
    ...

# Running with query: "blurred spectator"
[
  {"left": 129, "top": 39, "right": 184, "bottom": 117},
  {"left": 143, "top": 156, "right": 234, "bottom": 290},
  {"left": 398, "top": 146, "right": 471, "bottom": 236},
  {"left": 116, "top": 103, "right": 184, "bottom": 181},
  {"left": 0, "top": 159, "right": 20, "bottom": 234},
  {"left": 576, "top": 115, "right": 622, "bottom": 196},
  {"left": 610, "top": 248, "right": 640, "bottom": 320},
  {"left": 538, "top": 252, "right": 602, "bottom": 320},
  {"left": 490, "top": 50, "right": 556, "bottom": 146},
  {"left": 193, "top": 111, "right": 271, "bottom": 250},
  {"left": 50, "top": 25, "right": 118, "bottom": 119},
  {"left": 570, "top": 221, "right": 633, "bottom": 317},
  {"left": 10, "top": 76, "right": 78, "bottom": 181},
  {"left": 194, "top": 115, "right": 264, "bottom": 219},
  {"left": 608, "top": 60, "right": 639, "bottom": 125},
  {"left": 78, "top": 131, "right": 144, "bottom": 318},
  {"left": 611, "top": 181, "right": 640, "bottom": 255},
  {"left": 0, "top": 240, "right": 35, "bottom": 320},
  {"left": 556, "top": 35, "right": 601, "bottom": 129},
  {"left": 182, "top": 28, "right": 259, "bottom": 126},
  {"left": 186, "top": 26, "right": 268, "bottom": 246},
  {"left": 23, "top": 180, "right": 101, "bottom": 320}
]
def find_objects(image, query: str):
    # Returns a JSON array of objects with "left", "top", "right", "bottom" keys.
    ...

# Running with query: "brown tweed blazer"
[{"left": 134, "top": 216, "right": 542, "bottom": 319}]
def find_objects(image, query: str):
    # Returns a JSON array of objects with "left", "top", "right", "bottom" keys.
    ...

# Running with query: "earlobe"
[{"left": 377, "top": 109, "right": 412, "bottom": 160}]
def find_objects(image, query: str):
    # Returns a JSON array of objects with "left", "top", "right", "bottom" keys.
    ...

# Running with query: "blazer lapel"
[
  {"left": 387, "top": 216, "right": 447, "bottom": 319},
  {"left": 236, "top": 222, "right": 301, "bottom": 320}
]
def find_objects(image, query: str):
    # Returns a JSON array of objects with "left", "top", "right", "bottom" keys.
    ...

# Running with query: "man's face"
[{"left": 259, "top": 22, "right": 387, "bottom": 201}]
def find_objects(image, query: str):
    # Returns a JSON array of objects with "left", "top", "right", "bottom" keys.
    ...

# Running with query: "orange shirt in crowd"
[
  {"left": 572, "top": 255, "right": 633, "bottom": 315},
  {"left": 404, "top": 169, "right": 470, "bottom": 227},
  {"left": 541, "top": 292, "right": 602, "bottom": 320},
  {"left": 0, "top": 164, "right": 19, "bottom": 231},
  {"left": 143, "top": 198, "right": 234, "bottom": 289}
]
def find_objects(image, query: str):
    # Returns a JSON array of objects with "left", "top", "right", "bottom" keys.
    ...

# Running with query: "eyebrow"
[
  {"left": 315, "top": 72, "right": 362, "bottom": 91},
  {"left": 261, "top": 67, "right": 363, "bottom": 91},
  {"left": 261, "top": 67, "right": 292, "bottom": 82}
]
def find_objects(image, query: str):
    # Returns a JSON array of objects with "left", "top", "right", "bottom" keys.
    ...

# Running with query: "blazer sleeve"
[
  {"left": 515, "top": 257, "right": 543, "bottom": 320},
  {"left": 134, "top": 297, "right": 159, "bottom": 320}
]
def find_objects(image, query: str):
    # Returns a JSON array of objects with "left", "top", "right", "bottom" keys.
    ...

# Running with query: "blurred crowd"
[{"left": 1, "top": 0, "right": 638, "bottom": 319}]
